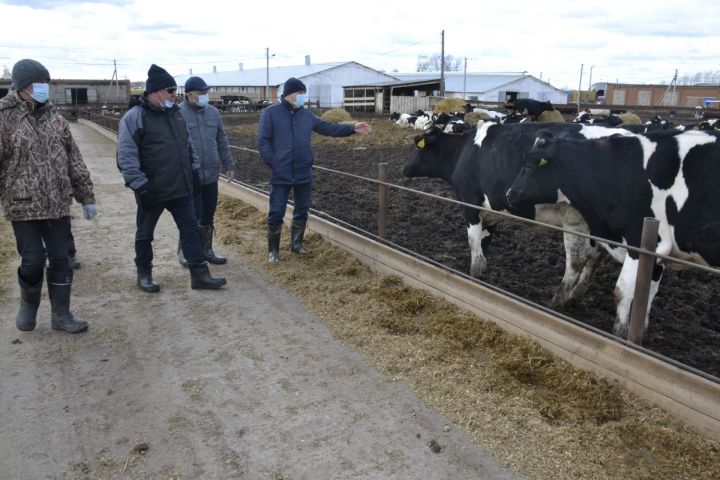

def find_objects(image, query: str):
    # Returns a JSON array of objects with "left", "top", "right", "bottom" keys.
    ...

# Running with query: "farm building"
[
  {"left": 0, "top": 79, "right": 130, "bottom": 105},
  {"left": 599, "top": 82, "right": 720, "bottom": 109},
  {"left": 343, "top": 73, "right": 568, "bottom": 113},
  {"left": 173, "top": 59, "right": 397, "bottom": 108}
]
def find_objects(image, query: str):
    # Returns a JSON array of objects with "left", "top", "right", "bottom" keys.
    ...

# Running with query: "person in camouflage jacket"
[{"left": 0, "top": 59, "right": 97, "bottom": 334}]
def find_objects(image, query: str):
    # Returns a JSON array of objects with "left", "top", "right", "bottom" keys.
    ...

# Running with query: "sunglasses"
[{"left": 165, "top": 88, "right": 177, "bottom": 94}]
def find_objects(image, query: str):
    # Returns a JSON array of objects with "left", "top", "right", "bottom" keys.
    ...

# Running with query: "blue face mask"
[
  {"left": 294, "top": 94, "right": 307, "bottom": 108},
  {"left": 29, "top": 83, "right": 49, "bottom": 103},
  {"left": 163, "top": 99, "right": 175, "bottom": 109},
  {"left": 197, "top": 94, "right": 209, "bottom": 107}
]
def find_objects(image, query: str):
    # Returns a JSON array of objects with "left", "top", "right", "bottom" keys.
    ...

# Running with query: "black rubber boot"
[
  {"left": 268, "top": 227, "right": 281, "bottom": 263},
  {"left": 189, "top": 262, "right": 227, "bottom": 290},
  {"left": 199, "top": 224, "right": 227, "bottom": 265},
  {"left": 137, "top": 265, "right": 161, "bottom": 293},
  {"left": 47, "top": 269, "right": 88, "bottom": 333},
  {"left": 16, "top": 270, "right": 42, "bottom": 332},
  {"left": 290, "top": 220, "right": 309, "bottom": 255},
  {"left": 177, "top": 239, "right": 188, "bottom": 268}
]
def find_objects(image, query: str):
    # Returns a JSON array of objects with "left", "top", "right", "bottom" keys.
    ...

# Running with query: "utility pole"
[
  {"left": 462, "top": 57, "right": 467, "bottom": 99},
  {"left": 577, "top": 63, "right": 584, "bottom": 112},
  {"left": 588, "top": 65, "right": 594, "bottom": 94},
  {"left": 660, "top": 69, "right": 679, "bottom": 106},
  {"left": 440, "top": 30, "right": 445, "bottom": 97},
  {"left": 103, "top": 59, "right": 118, "bottom": 106},
  {"left": 265, "top": 47, "right": 270, "bottom": 101}
]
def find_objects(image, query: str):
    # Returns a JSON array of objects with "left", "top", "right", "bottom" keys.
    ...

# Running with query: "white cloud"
[{"left": 0, "top": 0, "right": 718, "bottom": 88}]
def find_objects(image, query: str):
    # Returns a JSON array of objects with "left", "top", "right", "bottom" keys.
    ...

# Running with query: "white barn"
[
  {"left": 174, "top": 60, "right": 397, "bottom": 108},
  {"left": 393, "top": 72, "right": 568, "bottom": 105}
]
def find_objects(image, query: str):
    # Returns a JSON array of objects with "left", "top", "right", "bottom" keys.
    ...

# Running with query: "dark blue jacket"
[{"left": 257, "top": 98, "right": 355, "bottom": 185}]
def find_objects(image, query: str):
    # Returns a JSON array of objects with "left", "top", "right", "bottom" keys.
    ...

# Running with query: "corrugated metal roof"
[{"left": 174, "top": 62, "right": 351, "bottom": 87}]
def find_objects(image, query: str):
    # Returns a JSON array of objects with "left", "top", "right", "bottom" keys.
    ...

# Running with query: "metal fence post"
[
  {"left": 628, "top": 217, "right": 660, "bottom": 345},
  {"left": 378, "top": 163, "right": 388, "bottom": 239}
]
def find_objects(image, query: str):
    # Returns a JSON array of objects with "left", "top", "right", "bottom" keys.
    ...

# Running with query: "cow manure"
[
  {"left": 428, "top": 439, "right": 442, "bottom": 453},
  {"left": 11, "top": 338, "right": 21, "bottom": 345},
  {"left": 132, "top": 442, "right": 150, "bottom": 455}
]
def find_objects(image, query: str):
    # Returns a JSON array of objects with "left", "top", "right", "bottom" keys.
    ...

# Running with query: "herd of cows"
[{"left": 396, "top": 102, "right": 720, "bottom": 338}]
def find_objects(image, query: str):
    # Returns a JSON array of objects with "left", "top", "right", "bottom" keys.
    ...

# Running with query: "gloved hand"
[
  {"left": 134, "top": 184, "right": 155, "bottom": 211},
  {"left": 192, "top": 170, "right": 202, "bottom": 194},
  {"left": 82, "top": 203, "right": 98, "bottom": 220}
]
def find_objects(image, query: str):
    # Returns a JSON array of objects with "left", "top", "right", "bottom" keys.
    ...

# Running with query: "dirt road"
[{"left": 0, "top": 122, "right": 521, "bottom": 479}]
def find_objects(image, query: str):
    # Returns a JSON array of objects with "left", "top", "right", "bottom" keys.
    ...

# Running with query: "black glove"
[
  {"left": 192, "top": 170, "right": 202, "bottom": 194},
  {"left": 134, "top": 184, "right": 155, "bottom": 211}
]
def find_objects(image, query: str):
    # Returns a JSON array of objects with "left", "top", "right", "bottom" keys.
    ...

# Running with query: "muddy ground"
[{"left": 225, "top": 112, "right": 720, "bottom": 378}]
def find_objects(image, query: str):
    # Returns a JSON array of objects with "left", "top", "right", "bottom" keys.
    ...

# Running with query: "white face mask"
[
  {"left": 196, "top": 94, "right": 209, "bottom": 107},
  {"left": 294, "top": 94, "right": 307, "bottom": 108},
  {"left": 28, "top": 83, "right": 49, "bottom": 103}
]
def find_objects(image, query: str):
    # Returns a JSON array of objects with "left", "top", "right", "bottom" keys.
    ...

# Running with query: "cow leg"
[
  {"left": 551, "top": 206, "right": 604, "bottom": 307},
  {"left": 467, "top": 221, "right": 491, "bottom": 277}
]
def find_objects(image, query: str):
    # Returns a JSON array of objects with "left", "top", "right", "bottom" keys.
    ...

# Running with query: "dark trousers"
[
  {"left": 267, "top": 182, "right": 312, "bottom": 229},
  {"left": 193, "top": 181, "right": 219, "bottom": 226},
  {"left": 135, "top": 196, "right": 205, "bottom": 268},
  {"left": 68, "top": 228, "right": 76, "bottom": 256},
  {"left": 12, "top": 217, "right": 71, "bottom": 284}
]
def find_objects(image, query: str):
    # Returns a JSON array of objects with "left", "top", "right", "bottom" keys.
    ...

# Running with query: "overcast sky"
[{"left": 1, "top": 0, "right": 718, "bottom": 90}]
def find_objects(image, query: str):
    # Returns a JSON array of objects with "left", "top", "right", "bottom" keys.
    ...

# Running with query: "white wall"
[
  {"left": 448, "top": 77, "right": 567, "bottom": 104},
  {"left": 300, "top": 63, "right": 396, "bottom": 108}
]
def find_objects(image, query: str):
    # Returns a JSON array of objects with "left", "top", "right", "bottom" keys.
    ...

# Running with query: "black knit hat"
[
  {"left": 185, "top": 76, "right": 210, "bottom": 92},
  {"left": 11, "top": 59, "right": 51, "bottom": 91},
  {"left": 145, "top": 64, "right": 176, "bottom": 94},
  {"left": 282, "top": 77, "right": 306, "bottom": 97}
]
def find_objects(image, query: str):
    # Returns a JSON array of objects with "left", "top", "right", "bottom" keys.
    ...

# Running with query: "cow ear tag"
[
  {"left": 417, "top": 139, "right": 426, "bottom": 149},
  {"left": 538, "top": 158, "right": 548, "bottom": 167}
]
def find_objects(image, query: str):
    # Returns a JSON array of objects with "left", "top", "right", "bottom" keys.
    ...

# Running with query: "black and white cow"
[
  {"left": 507, "top": 128, "right": 720, "bottom": 336},
  {"left": 508, "top": 99, "right": 554, "bottom": 120},
  {"left": 402, "top": 122, "right": 634, "bottom": 307}
]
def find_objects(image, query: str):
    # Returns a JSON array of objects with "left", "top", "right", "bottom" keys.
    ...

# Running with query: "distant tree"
[
  {"left": 678, "top": 70, "right": 720, "bottom": 86},
  {"left": 1, "top": 65, "right": 11, "bottom": 80},
  {"left": 416, "top": 54, "right": 462, "bottom": 72}
]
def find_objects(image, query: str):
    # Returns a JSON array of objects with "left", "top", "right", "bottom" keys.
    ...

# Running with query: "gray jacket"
[{"left": 179, "top": 101, "right": 235, "bottom": 185}]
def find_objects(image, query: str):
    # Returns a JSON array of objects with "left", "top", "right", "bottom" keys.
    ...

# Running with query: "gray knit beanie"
[{"left": 11, "top": 59, "right": 51, "bottom": 91}]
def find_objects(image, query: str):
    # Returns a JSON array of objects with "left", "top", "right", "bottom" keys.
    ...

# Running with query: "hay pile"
[
  {"left": 320, "top": 108, "right": 353, "bottom": 123},
  {"left": 464, "top": 111, "right": 492, "bottom": 126},
  {"left": 537, "top": 110, "right": 565, "bottom": 122},
  {"left": 433, "top": 98, "right": 467, "bottom": 114},
  {"left": 618, "top": 112, "right": 642, "bottom": 125},
  {"left": 213, "top": 195, "right": 720, "bottom": 480}
]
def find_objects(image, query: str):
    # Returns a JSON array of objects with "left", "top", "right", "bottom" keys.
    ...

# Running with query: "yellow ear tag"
[
  {"left": 538, "top": 157, "right": 548, "bottom": 167},
  {"left": 417, "top": 139, "right": 426, "bottom": 149}
]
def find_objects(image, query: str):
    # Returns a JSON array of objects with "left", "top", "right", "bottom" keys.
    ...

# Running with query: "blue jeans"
[
  {"left": 267, "top": 182, "right": 312, "bottom": 229},
  {"left": 135, "top": 196, "right": 205, "bottom": 267},
  {"left": 12, "top": 217, "right": 71, "bottom": 284},
  {"left": 193, "top": 181, "right": 219, "bottom": 226}
]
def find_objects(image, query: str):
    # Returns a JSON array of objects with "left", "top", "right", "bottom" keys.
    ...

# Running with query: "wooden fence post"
[
  {"left": 378, "top": 163, "right": 388, "bottom": 239},
  {"left": 628, "top": 217, "right": 660, "bottom": 345}
]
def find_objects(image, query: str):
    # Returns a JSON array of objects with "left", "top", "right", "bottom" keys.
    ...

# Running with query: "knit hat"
[
  {"left": 184, "top": 76, "right": 210, "bottom": 92},
  {"left": 282, "top": 77, "right": 306, "bottom": 97},
  {"left": 145, "top": 64, "right": 176, "bottom": 94},
  {"left": 11, "top": 59, "right": 51, "bottom": 91}
]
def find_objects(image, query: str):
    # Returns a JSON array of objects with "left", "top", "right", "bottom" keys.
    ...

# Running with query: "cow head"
[
  {"left": 506, "top": 130, "right": 561, "bottom": 207},
  {"left": 402, "top": 126, "right": 460, "bottom": 182}
]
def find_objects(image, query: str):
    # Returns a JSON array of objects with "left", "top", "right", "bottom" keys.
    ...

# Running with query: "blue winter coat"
[{"left": 257, "top": 99, "right": 355, "bottom": 185}]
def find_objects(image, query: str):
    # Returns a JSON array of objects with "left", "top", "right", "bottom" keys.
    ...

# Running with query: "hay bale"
[
  {"left": 537, "top": 110, "right": 565, "bottom": 123},
  {"left": 320, "top": 108, "right": 353, "bottom": 123},
  {"left": 434, "top": 98, "right": 467, "bottom": 114},
  {"left": 618, "top": 112, "right": 642, "bottom": 125},
  {"left": 464, "top": 111, "right": 491, "bottom": 126}
]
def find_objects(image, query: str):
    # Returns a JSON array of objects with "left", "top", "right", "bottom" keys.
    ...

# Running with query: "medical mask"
[
  {"left": 197, "top": 94, "right": 209, "bottom": 107},
  {"left": 294, "top": 94, "right": 307, "bottom": 108},
  {"left": 29, "top": 83, "right": 49, "bottom": 103},
  {"left": 163, "top": 99, "right": 175, "bottom": 109}
]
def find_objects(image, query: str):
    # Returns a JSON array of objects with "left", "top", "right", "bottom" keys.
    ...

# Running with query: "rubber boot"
[
  {"left": 290, "top": 220, "right": 309, "bottom": 255},
  {"left": 137, "top": 265, "right": 161, "bottom": 293},
  {"left": 267, "top": 227, "right": 281, "bottom": 263},
  {"left": 16, "top": 270, "right": 43, "bottom": 331},
  {"left": 47, "top": 269, "right": 88, "bottom": 333},
  {"left": 177, "top": 239, "right": 188, "bottom": 267},
  {"left": 199, "top": 224, "right": 227, "bottom": 264},
  {"left": 189, "top": 262, "right": 227, "bottom": 290}
]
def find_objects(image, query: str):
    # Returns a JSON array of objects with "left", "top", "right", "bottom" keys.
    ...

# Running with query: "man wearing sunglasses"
[{"left": 117, "top": 64, "right": 226, "bottom": 293}]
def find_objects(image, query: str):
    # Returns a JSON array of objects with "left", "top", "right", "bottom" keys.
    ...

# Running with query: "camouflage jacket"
[{"left": 0, "top": 92, "right": 95, "bottom": 221}]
